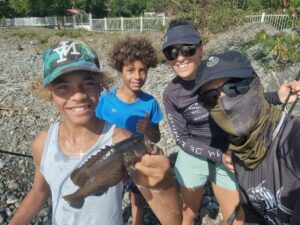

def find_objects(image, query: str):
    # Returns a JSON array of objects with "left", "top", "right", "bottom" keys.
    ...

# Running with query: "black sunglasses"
[
  {"left": 163, "top": 44, "right": 198, "bottom": 61},
  {"left": 199, "top": 77, "right": 253, "bottom": 108}
]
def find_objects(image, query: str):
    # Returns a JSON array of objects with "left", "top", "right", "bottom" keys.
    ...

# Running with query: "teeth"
[
  {"left": 72, "top": 106, "right": 86, "bottom": 112},
  {"left": 177, "top": 62, "right": 189, "bottom": 68}
]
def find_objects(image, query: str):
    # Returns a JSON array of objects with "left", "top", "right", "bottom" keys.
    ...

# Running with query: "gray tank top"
[{"left": 41, "top": 122, "right": 124, "bottom": 225}]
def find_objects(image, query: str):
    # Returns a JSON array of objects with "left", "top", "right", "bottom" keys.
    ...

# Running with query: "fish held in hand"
[{"left": 63, "top": 135, "right": 151, "bottom": 208}]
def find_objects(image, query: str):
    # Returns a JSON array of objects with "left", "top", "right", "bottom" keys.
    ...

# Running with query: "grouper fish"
[{"left": 63, "top": 135, "right": 151, "bottom": 208}]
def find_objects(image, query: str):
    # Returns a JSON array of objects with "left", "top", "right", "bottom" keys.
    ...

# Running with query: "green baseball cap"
[{"left": 43, "top": 40, "right": 101, "bottom": 86}]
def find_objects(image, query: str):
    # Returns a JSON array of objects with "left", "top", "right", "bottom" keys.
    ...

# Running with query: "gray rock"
[
  {"left": 6, "top": 195, "right": 18, "bottom": 205},
  {"left": 7, "top": 181, "right": 19, "bottom": 191}
]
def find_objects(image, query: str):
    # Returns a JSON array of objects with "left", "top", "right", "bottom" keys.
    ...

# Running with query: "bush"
[{"left": 242, "top": 30, "right": 300, "bottom": 70}]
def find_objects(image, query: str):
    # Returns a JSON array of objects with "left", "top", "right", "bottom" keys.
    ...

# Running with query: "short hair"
[{"left": 108, "top": 35, "right": 158, "bottom": 72}]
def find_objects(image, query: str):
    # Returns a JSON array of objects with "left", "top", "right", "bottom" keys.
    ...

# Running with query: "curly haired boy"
[{"left": 96, "top": 35, "right": 163, "bottom": 225}]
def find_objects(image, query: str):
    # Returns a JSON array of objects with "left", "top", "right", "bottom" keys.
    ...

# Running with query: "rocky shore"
[{"left": 0, "top": 23, "right": 299, "bottom": 224}]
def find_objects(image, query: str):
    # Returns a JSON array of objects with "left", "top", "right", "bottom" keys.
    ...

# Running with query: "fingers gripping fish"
[{"left": 63, "top": 135, "right": 151, "bottom": 208}]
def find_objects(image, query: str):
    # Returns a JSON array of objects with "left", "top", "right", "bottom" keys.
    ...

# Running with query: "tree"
[
  {"left": 84, "top": 0, "right": 108, "bottom": 17},
  {"left": 106, "top": 0, "right": 147, "bottom": 17},
  {"left": 0, "top": 0, "right": 15, "bottom": 17},
  {"left": 8, "top": 0, "right": 30, "bottom": 16}
]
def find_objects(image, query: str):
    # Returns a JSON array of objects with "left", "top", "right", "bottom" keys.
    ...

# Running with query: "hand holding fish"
[
  {"left": 130, "top": 153, "right": 172, "bottom": 189},
  {"left": 63, "top": 134, "right": 182, "bottom": 225},
  {"left": 131, "top": 149, "right": 183, "bottom": 225}
]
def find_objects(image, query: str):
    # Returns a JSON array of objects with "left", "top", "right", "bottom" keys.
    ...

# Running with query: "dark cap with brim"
[
  {"left": 193, "top": 51, "right": 255, "bottom": 94},
  {"left": 43, "top": 61, "right": 101, "bottom": 86},
  {"left": 162, "top": 24, "right": 201, "bottom": 50},
  {"left": 43, "top": 40, "right": 102, "bottom": 86}
]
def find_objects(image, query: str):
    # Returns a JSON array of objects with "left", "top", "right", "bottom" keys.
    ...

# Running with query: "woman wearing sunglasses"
[
  {"left": 162, "top": 19, "right": 245, "bottom": 225},
  {"left": 162, "top": 19, "right": 294, "bottom": 225},
  {"left": 194, "top": 50, "right": 300, "bottom": 225}
]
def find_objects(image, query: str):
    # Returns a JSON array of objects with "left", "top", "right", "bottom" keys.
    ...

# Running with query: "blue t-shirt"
[{"left": 96, "top": 88, "right": 163, "bottom": 135}]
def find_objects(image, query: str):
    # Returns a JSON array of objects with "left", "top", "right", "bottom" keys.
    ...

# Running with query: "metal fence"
[
  {"left": 0, "top": 13, "right": 298, "bottom": 31},
  {"left": 244, "top": 13, "right": 298, "bottom": 30}
]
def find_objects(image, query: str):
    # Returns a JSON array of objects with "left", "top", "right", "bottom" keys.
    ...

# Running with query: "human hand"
[
  {"left": 278, "top": 80, "right": 300, "bottom": 104},
  {"left": 136, "top": 112, "right": 152, "bottom": 135},
  {"left": 222, "top": 150, "right": 235, "bottom": 173},
  {"left": 129, "top": 146, "right": 172, "bottom": 190},
  {"left": 130, "top": 144, "right": 182, "bottom": 225}
]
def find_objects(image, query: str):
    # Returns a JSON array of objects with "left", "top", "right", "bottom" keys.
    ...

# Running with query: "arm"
[
  {"left": 133, "top": 152, "right": 182, "bottom": 225},
  {"left": 163, "top": 92, "right": 224, "bottom": 162},
  {"left": 265, "top": 80, "right": 300, "bottom": 105},
  {"left": 291, "top": 193, "right": 300, "bottom": 225},
  {"left": 222, "top": 150, "right": 235, "bottom": 173},
  {"left": 264, "top": 92, "right": 281, "bottom": 105},
  {"left": 113, "top": 128, "right": 182, "bottom": 225},
  {"left": 9, "top": 130, "right": 51, "bottom": 225},
  {"left": 280, "top": 118, "right": 300, "bottom": 224}
]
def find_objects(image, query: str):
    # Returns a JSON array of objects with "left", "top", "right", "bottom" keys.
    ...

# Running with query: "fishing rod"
[{"left": 0, "top": 149, "right": 33, "bottom": 158}]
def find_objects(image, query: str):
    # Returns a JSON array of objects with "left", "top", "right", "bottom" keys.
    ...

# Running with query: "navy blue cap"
[
  {"left": 162, "top": 24, "right": 201, "bottom": 50},
  {"left": 194, "top": 51, "right": 255, "bottom": 94}
]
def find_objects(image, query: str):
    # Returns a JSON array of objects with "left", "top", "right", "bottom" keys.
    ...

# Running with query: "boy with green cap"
[{"left": 8, "top": 40, "right": 182, "bottom": 225}]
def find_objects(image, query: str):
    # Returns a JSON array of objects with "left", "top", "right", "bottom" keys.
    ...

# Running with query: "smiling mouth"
[
  {"left": 70, "top": 105, "right": 90, "bottom": 112},
  {"left": 131, "top": 82, "right": 143, "bottom": 87},
  {"left": 177, "top": 62, "right": 190, "bottom": 68}
]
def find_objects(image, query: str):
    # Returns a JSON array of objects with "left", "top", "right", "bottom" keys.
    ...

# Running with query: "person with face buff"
[{"left": 194, "top": 50, "right": 300, "bottom": 224}]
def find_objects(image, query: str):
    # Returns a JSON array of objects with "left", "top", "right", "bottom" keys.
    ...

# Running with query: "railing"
[
  {"left": 244, "top": 13, "right": 298, "bottom": 30},
  {"left": 0, "top": 13, "right": 91, "bottom": 28},
  {"left": 0, "top": 13, "right": 298, "bottom": 31},
  {"left": 91, "top": 16, "right": 168, "bottom": 31}
]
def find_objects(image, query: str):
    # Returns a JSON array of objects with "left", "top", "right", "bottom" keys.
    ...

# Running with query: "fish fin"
[
  {"left": 63, "top": 194, "right": 84, "bottom": 209},
  {"left": 81, "top": 145, "right": 113, "bottom": 169},
  {"left": 70, "top": 145, "right": 113, "bottom": 185}
]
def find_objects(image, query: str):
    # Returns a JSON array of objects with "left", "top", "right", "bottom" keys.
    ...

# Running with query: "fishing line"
[{"left": 0, "top": 149, "right": 33, "bottom": 158}]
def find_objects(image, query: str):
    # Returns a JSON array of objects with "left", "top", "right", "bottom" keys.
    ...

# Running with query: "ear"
[{"left": 49, "top": 94, "right": 54, "bottom": 102}]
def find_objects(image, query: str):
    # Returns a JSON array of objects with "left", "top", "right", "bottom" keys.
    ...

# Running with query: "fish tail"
[{"left": 63, "top": 193, "right": 84, "bottom": 209}]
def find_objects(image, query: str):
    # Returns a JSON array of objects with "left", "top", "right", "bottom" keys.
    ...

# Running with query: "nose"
[
  {"left": 176, "top": 51, "right": 185, "bottom": 61},
  {"left": 220, "top": 92, "right": 226, "bottom": 97},
  {"left": 70, "top": 87, "right": 88, "bottom": 101},
  {"left": 133, "top": 70, "right": 143, "bottom": 79}
]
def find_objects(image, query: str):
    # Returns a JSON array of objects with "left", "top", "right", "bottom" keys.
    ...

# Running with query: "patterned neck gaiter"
[{"left": 208, "top": 77, "right": 281, "bottom": 169}]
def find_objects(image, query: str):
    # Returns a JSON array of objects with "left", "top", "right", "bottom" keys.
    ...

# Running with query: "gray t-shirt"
[{"left": 41, "top": 122, "right": 124, "bottom": 225}]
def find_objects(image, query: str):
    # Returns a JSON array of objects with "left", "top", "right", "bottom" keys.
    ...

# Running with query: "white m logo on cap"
[{"left": 53, "top": 41, "right": 81, "bottom": 64}]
